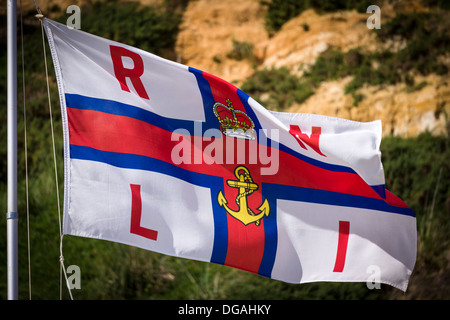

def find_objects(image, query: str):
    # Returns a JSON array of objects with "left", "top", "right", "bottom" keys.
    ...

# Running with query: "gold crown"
[{"left": 213, "top": 99, "right": 256, "bottom": 140}]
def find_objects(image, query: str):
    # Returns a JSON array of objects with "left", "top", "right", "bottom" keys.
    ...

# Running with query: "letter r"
[{"left": 110, "top": 45, "right": 149, "bottom": 100}]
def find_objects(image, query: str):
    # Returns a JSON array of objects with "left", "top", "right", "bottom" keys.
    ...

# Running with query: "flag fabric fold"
[{"left": 44, "top": 18, "right": 416, "bottom": 291}]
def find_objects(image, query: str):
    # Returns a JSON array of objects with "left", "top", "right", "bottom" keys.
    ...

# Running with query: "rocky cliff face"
[{"left": 175, "top": 0, "right": 449, "bottom": 137}]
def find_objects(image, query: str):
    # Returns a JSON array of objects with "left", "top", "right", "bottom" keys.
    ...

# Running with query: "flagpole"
[{"left": 7, "top": 0, "right": 19, "bottom": 300}]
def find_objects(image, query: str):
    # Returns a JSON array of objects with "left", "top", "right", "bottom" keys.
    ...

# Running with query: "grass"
[
  {"left": 55, "top": 0, "right": 182, "bottom": 57},
  {"left": 227, "top": 39, "right": 257, "bottom": 64},
  {"left": 244, "top": 4, "right": 450, "bottom": 110}
]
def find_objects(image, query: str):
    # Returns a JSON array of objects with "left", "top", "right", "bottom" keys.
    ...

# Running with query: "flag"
[{"left": 44, "top": 18, "right": 416, "bottom": 291}]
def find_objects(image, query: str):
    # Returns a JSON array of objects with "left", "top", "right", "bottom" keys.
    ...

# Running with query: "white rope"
[
  {"left": 60, "top": 235, "right": 73, "bottom": 300},
  {"left": 20, "top": 0, "right": 31, "bottom": 300},
  {"left": 32, "top": 0, "right": 43, "bottom": 15},
  {"left": 37, "top": 13, "right": 74, "bottom": 300}
]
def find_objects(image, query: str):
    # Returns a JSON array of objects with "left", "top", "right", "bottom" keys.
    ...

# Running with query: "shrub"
[
  {"left": 376, "top": 11, "right": 450, "bottom": 77},
  {"left": 381, "top": 133, "right": 450, "bottom": 274}
]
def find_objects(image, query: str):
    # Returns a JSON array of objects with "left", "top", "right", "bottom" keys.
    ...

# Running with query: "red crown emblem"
[{"left": 213, "top": 99, "right": 256, "bottom": 140}]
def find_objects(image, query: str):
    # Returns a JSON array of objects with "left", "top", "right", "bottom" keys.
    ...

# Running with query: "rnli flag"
[{"left": 44, "top": 19, "right": 416, "bottom": 291}]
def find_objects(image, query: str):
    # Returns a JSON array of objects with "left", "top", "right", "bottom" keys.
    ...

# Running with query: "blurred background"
[{"left": 0, "top": 0, "right": 449, "bottom": 299}]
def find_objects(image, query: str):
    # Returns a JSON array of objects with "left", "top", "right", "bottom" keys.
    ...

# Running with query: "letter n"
[
  {"left": 110, "top": 45, "right": 149, "bottom": 100},
  {"left": 67, "top": 265, "right": 81, "bottom": 289},
  {"left": 289, "top": 125, "right": 326, "bottom": 157}
]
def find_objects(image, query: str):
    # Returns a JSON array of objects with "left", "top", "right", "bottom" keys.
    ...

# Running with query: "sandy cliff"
[
  {"left": 11, "top": 0, "right": 450, "bottom": 137},
  {"left": 175, "top": 0, "right": 449, "bottom": 137}
]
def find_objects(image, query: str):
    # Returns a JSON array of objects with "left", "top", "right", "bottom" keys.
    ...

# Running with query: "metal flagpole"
[{"left": 7, "top": 0, "right": 19, "bottom": 300}]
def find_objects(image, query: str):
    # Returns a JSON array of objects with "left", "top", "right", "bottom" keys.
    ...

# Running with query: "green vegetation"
[
  {"left": 376, "top": 12, "right": 450, "bottom": 76},
  {"left": 0, "top": 0, "right": 184, "bottom": 300},
  {"left": 241, "top": 47, "right": 395, "bottom": 109}
]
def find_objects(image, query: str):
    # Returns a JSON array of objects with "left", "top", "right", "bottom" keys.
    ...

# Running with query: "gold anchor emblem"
[{"left": 217, "top": 166, "right": 270, "bottom": 226}]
